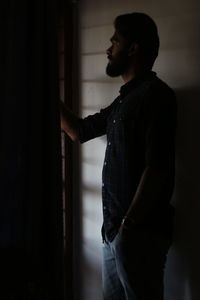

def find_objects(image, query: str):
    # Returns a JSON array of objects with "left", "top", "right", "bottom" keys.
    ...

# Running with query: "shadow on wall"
[
  {"left": 82, "top": 255, "right": 103, "bottom": 300},
  {"left": 166, "top": 87, "right": 200, "bottom": 300}
]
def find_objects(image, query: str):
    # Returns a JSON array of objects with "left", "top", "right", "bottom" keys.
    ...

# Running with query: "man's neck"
[
  {"left": 122, "top": 73, "right": 135, "bottom": 83},
  {"left": 122, "top": 66, "right": 151, "bottom": 84}
]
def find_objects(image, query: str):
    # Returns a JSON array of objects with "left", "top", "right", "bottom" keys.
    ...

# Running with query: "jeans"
[{"left": 102, "top": 228, "right": 171, "bottom": 300}]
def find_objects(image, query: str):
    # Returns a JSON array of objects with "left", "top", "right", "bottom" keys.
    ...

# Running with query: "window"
[{"left": 57, "top": 2, "right": 80, "bottom": 299}]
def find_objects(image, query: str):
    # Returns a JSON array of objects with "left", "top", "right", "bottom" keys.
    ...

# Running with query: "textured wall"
[{"left": 79, "top": 1, "right": 200, "bottom": 299}]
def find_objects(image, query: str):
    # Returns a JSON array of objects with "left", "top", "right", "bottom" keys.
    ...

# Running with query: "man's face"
[{"left": 106, "top": 31, "right": 131, "bottom": 77}]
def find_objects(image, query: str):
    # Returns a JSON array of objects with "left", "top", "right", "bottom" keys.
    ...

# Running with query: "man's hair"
[{"left": 114, "top": 12, "right": 160, "bottom": 69}]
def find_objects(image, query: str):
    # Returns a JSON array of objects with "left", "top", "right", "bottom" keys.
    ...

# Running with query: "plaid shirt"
[{"left": 78, "top": 72, "right": 177, "bottom": 242}]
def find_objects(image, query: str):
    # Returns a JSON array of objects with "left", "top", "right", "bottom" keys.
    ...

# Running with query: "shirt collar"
[{"left": 119, "top": 71, "right": 157, "bottom": 98}]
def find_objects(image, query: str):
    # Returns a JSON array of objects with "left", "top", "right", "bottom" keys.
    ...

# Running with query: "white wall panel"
[
  {"left": 80, "top": 0, "right": 200, "bottom": 28},
  {"left": 81, "top": 25, "right": 113, "bottom": 54},
  {"left": 81, "top": 82, "right": 121, "bottom": 109}
]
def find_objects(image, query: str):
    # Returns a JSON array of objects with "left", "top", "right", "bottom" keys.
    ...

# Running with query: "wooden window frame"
[{"left": 58, "top": 1, "right": 80, "bottom": 299}]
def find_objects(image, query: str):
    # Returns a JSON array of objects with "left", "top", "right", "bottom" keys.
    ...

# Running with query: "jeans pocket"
[{"left": 111, "top": 232, "right": 121, "bottom": 245}]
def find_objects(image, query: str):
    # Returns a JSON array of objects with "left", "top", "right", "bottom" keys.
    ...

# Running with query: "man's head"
[{"left": 106, "top": 12, "right": 160, "bottom": 78}]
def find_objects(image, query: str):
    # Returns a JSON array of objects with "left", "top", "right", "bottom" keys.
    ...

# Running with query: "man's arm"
[
  {"left": 60, "top": 101, "right": 79, "bottom": 142},
  {"left": 119, "top": 166, "right": 170, "bottom": 233},
  {"left": 60, "top": 97, "right": 119, "bottom": 144},
  {"left": 119, "top": 86, "right": 177, "bottom": 234}
]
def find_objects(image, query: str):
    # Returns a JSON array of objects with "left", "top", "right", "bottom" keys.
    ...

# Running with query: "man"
[{"left": 61, "top": 12, "right": 177, "bottom": 300}]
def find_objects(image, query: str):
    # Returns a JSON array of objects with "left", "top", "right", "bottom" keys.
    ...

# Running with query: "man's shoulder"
[
  {"left": 120, "top": 73, "right": 176, "bottom": 111},
  {"left": 126, "top": 72, "right": 175, "bottom": 100},
  {"left": 148, "top": 75, "right": 175, "bottom": 97},
  {"left": 143, "top": 75, "right": 177, "bottom": 114}
]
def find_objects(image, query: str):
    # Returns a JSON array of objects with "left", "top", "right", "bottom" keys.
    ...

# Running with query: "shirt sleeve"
[
  {"left": 78, "top": 98, "right": 119, "bottom": 144},
  {"left": 145, "top": 85, "right": 177, "bottom": 172}
]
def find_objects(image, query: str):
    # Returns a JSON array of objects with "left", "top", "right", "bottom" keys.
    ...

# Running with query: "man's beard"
[{"left": 106, "top": 51, "right": 130, "bottom": 77}]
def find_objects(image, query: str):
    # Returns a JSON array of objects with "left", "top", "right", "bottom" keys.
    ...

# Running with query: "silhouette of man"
[{"left": 61, "top": 12, "right": 177, "bottom": 300}]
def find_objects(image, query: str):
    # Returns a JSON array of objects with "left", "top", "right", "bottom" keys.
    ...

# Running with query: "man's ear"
[{"left": 128, "top": 43, "right": 139, "bottom": 57}]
